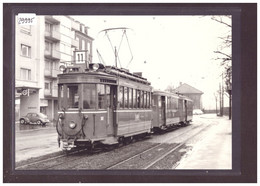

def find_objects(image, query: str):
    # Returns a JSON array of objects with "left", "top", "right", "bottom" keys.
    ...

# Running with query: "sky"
[{"left": 72, "top": 15, "right": 231, "bottom": 109}]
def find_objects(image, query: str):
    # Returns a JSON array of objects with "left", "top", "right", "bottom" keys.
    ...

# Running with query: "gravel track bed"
[
  {"left": 18, "top": 140, "right": 158, "bottom": 170},
  {"left": 15, "top": 151, "right": 65, "bottom": 169},
  {"left": 68, "top": 141, "right": 159, "bottom": 170},
  {"left": 108, "top": 143, "right": 179, "bottom": 169},
  {"left": 147, "top": 145, "right": 191, "bottom": 169}
]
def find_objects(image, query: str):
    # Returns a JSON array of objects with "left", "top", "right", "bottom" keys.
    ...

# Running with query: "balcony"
[
  {"left": 44, "top": 49, "right": 61, "bottom": 60},
  {"left": 71, "top": 38, "right": 79, "bottom": 48},
  {"left": 45, "top": 16, "right": 60, "bottom": 24},
  {"left": 71, "top": 20, "right": 80, "bottom": 31},
  {"left": 44, "top": 89, "right": 51, "bottom": 96},
  {"left": 45, "top": 30, "right": 61, "bottom": 41},
  {"left": 44, "top": 88, "right": 58, "bottom": 98},
  {"left": 44, "top": 69, "right": 59, "bottom": 78}
]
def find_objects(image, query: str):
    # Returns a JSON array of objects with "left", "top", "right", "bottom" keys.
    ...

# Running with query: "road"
[
  {"left": 175, "top": 114, "right": 232, "bottom": 169},
  {"left": 15, "top": 122, "right": 59, "bottom": 162},
  {"left": 15, "top": 114, "right": 232, "bottom": 170}
]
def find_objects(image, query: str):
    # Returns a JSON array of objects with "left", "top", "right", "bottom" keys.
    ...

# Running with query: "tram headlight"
[
  {"left": 59, "top": 65, "right": 66, "bottom": 72},
  {"left": 69, "top": 122, "right": 77, "bottom": 129},
  {"left": 92, "top": 63, "right": 100, "bottom": 71},
  {"left": 89, "top": 63, "right": 105, "bottom": 71}
]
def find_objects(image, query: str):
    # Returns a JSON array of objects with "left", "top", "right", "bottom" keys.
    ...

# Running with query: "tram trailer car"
[
  {"left": 152, "top": 91, "right": 193, "bottom": 131},
  {"left": 56, "top": 64, "right": 153, "bottom": 150}
]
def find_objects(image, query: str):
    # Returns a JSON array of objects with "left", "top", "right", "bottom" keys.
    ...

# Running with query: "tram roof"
[
  {"left": 153, "top": 90, "right": 180, "bottom": 98},
  {"left": 58, "top": 64, "right": 151, "bottom": 85}
]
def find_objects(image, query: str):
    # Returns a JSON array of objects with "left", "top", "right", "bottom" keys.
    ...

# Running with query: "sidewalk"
[{"left": 176, "top": 115, "right": 232, "bottom": 169}]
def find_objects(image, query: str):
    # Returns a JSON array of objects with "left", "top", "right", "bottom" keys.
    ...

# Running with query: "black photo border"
[{"left": 3, "top": 3, "right": 257, "bottom": 183}]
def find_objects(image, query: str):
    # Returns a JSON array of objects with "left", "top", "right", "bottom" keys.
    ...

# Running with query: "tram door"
[
  {"left": 161, "top": 96, "right": 166, "bottom": 125},
  {"left": 106, "top": 85, "right": 116, "bottom": 136},
  {"left": 184, "top": 100, "right": 187, "bottom": 122}
]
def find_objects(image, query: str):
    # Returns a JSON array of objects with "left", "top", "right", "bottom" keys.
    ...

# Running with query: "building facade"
[
  {"left": 174, "top": 83, "right": 204, "bottom": 110},
  {"left": 15, "top": 16, "right": 93, "bottom": 121}
]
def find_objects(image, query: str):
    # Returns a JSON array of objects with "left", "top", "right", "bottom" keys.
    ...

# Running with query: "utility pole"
[
  {"left": 222, "top": 73, "right": 224, "bottom": 116},
  {"left": 219, "top": 83, "right": 223, "bottom": 116},
  {"left": 115, "top": 46, "right": 117, "bottom": 68},
  {"left": 229, "top": 90, "right": 232, "bottom": 119}
]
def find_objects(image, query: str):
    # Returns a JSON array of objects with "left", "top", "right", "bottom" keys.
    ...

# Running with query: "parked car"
[
  {"left": 19, "top": 113, "right": 50, "bottom": 125},
  {"left": 193, "top": 109, "right": 204, "bottom": 115}
]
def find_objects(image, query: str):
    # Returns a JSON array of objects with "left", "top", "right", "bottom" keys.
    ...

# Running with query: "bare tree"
[
  {"left": 212, "top": 15, "right": 232, "bottom": 119},
  {"left": 165, "top": 84, "right": 175, "bottom": 93}
]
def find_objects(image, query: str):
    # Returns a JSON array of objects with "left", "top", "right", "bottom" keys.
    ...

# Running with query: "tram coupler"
[{"left": 60, "top": 140, "right": 76, "bottom": 151}]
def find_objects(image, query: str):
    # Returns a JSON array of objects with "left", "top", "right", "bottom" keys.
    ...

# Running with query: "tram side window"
[
  {"left": 58, "top": 85, "right": 65, "bottom": 109},
  {"left": 167, "top": 97, "right": 169, "bottom": 109},
  {"left": 67, "top": 85, "right": 79, "bottom": 109},
  {"left": 147, "top": 92, "right": 150, "bottom": 108},
  {"left": 137, "top": 90, "right": 140, "bottom": 108},
  {"left": 97, "top": 84, "right": 106, "bottom": 109},
  {"left": 140, "top": 91, "right": 144, "bottom": 108},
  {"left": 119, "top": 86, "right": 124, "bottom": 108},
  {"left": 173, "top": 97, "right": 178, "bottom": 110},
  {"left": 133, "top": 89, "right": 136, "bottom": 108},
  {"left": 83, "top": 84, "right": 96, "bottom": 109},
  {"left": 158, "top": 96, "right": 161, "bottom": 108},
  {"left": 169, "top": 97, "right": 172, "bottom": 109},
  {"left": 124, "top": 87, "right": 128, "bottom": 108},
  {"left": 144, "top": 91, "right": 147, "bottom": 108},
  {"left": 106, "top": 85, "right": 111, "bottom": 108},
  {"left": 129, "top": 88, "right": 133, "bottom": 108}
]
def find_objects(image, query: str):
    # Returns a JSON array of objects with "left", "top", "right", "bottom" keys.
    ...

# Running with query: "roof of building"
[{"left": 174, "top": 83, "right": 204, "bottom": 94}]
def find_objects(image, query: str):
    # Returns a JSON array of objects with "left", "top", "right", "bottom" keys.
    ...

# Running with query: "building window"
[
  {"left": 45, "top": 23, "right": 52, "bottom": 32},
  {"left": 45, "top": 83, "right": 49, "bottom": 90},
  {"left": 82, "top": 40, "right": 85, "bottom": 50},
  {"left": 45, "top": 60, "right": 51, "bottom": 70},
  {"left": 20, "top": 68, "right": 31, "bottom": 80},
  {"left": 45, "top": 41, "right": 52, "bottom": 52},
  {"left": 60, "top": 43, "right": 65, "bottom": 53},
  {"left": 21, "top": 44, "right": 31, "bottom": 57}
]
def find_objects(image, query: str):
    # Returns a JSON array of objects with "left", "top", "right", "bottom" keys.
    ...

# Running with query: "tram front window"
[
  {"left": 67, "top": 85, "right": 79, "bottom": 109},
  {"left": 83, "top": 84, "right": 96, "bottom": 109}
]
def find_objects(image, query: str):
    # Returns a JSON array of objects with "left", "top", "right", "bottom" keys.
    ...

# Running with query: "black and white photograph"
[{"left": 3, "top": 3, "right": 257, "bottom": 183}]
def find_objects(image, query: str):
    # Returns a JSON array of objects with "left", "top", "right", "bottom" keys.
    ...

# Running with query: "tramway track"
[
  {"left": 16, "top": 122, "right": 203, "bottom": 170},
  {"left": 106, "top": 124, "right": 211, "bottom": 170},
  {"left": 15, "top": 147, "right": 90, "bottom": 170}
]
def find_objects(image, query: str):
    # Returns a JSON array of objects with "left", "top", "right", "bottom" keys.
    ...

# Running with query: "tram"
[
  {"left": 152, "top": 91, "right": 193, "bottom": 131},
  {"left": 56, "top": 63, "right": 153, "bottom": 150}
]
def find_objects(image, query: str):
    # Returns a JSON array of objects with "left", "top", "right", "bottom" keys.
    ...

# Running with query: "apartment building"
[{"left": 15, "top": 16, "right": 93, "bottom": 121}]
